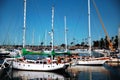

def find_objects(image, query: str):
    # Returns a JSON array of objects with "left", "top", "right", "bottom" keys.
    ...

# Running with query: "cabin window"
[
  {"left": 43, "top": 62, "right": 47, "bottom": 64},
  {"left": 48, "top": 66, "right": 50, "bottom": 67},
  {"left": 19, "top": 64, "right": 21, "bottom": 65},
  {"left": 23, "top": 64, "right": 25, "bottom": 66},
  {"left": 40, "top": 62, "right": 42, "bottom": 64},
  {"left": 28, "top": 65, "right": 30, "bottom": 67},
  {"left": 36, "top": 61, "right": 39, "bottom": 64},
  {"left": 78, "top": 58, "right": 80, "bottom": 60}
]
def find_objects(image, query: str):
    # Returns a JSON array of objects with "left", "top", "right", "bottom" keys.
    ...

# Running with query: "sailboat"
[
  {"left": 77, "top": 0, "right": 109, "bottom": 66},
  {"left": 55, "top": 16, "right": 70, "bottom": 54},
  {"left": 8, "top": 0, "right": 69, "bottom": 71},
  {"left": 0, "top": 48, "right": 10, "bottom": 55}
]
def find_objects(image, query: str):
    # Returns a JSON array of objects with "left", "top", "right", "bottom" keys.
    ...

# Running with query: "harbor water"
[
  {"left": 1, "top": 64, "right": 120, "bottom": 80},
  {"left": 1, "top": 52, "right": 120, "bottom": 80}
]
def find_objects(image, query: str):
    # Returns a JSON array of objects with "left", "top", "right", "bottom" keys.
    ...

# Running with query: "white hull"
[
  {"left": 77, "top": 60, "right": 107, "bottom": 66},
  {"left": 12, "top": 70, "right": 64, "bottom": 80},
  {"left": 70, "top": 49, "right": 89, "bottom": 54},
  {"left": 106, "top": 58, "right": 120, "bottom": 63},
  {"left": 12, "top": 60, "right": 69, "bottom": 71}
]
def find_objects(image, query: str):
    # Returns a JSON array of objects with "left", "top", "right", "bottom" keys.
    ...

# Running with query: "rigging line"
[
  {"left": 34, "top": 0, "right": 45, "bottom": 41},
  {"left": 11, "top": 1, "right": 23, "bottom": 45},
  {"left": 75, "top": 0, "right": 84, "bottom": 33},
  {"left": 91, "top": 17, "right": 104, "bottom": 39},
  {"left": 2, "top": 3, "right": 17, "bottom": 45}
]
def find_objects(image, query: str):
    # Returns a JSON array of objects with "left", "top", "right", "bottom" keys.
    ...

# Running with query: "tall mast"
[
  {"left": 39, "top": 35, "right": 40, "bottom": 45},
  {"left": 32, "top": 30, "right": 34, "bottom": 46},
  {"left": 45, "top": 30, "right": 47, "bottom": 46},
  {"left": 51, "top": 6, "right": 54, "bottom": 51},
  {"left": 23, "top": 0, "right": 26, "bottom": 48},
  {"left": 88, "top": 0, "right": 91, "bottom": 54},
  {"left": 64, "top": 16, "right": 68, "bottom": 52}
]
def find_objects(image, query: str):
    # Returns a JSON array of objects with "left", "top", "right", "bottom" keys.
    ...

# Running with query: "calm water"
[
  {"left": 1, "top": 63, "right": 120, "bottom": 80},
  {"left": 1, "top": 51, "right": 120, "bottom": 80}
]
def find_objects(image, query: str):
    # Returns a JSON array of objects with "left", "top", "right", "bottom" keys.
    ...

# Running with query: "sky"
[{"left": 0, "top": 0, "right": 120, "bottom": 46}]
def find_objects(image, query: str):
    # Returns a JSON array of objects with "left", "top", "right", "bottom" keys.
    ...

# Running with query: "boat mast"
[
  {"left": 64, "top": 16, "right": 68, "bottom": 52},
  {"left": 32, "top": 30, "right": 34, "bottom": 46},
  {"left": 88, "top": 0, "right": 91, "bottom": 55},
  {"left": 45, "top": 30, "right": 47, "bottom": 48},
  {"left": 23, "top": 0, "right": 26, "bottom": 48},
  {"left": 51, "top": 6, "right": 54, "bottom": 51}
]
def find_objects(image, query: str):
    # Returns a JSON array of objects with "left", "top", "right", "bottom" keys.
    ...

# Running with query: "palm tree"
[
  {"left": 41, "top": 42, "right": 44, "bottom": 46},
  {"left": 114, "top": 35, "right": 118, "bottom": 49},
  {"left": 70, "top": 42, "right": 74, "bottom": 46}
]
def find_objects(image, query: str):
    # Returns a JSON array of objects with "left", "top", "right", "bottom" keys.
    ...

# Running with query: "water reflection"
[
  {"left": 68, "top": 65, "right": 120, "bottom": 80},
  {"left": 12, "top": 70, "right": 70, "bottom": 80},
  {"left": 0, "top": 67, "right": 12, "bottom": 80},
  {"left": 1, "top": 64, "right": 120, "bottom": 80}
]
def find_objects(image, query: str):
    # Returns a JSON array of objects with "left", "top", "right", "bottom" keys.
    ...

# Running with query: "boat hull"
[
  {"left": 77, "top": 60, "right": 107, "bottom": 66},
  {"left": 12, "top": 61, "right": 69, "bottom": 71}
]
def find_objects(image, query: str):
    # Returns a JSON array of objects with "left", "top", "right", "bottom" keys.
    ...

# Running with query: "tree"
[
  {"left": 100, "top": 38, "right": 105, "bottom": 49},
  {"left": 81, "top": 42, "right": 85, "bottom": 46},
  {"left": 114, "top": 35, "right": 118, "bottom": 49},
  {"left": 93, "top": 40, "right": 99, "bottom": 47},
  {"left": 104, "top": 36, "right": 109, "bottom": 49},
  {"left": 70, "top": 42, "right": 74, "bottom": 46},
  {"left": 75, "top": 44, "right": 80, "bottom": 46},
  {"left": 61, "top": 44, "right": 65, "bottom": 48},
  {"left": 41, "top": 42, "right": 44, "bottom": 46}
]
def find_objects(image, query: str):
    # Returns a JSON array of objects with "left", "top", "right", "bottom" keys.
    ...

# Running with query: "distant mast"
[
  {"left": 32, "top": 30, "right": 34, "bottom": 46},
  {"left": 51, "top": 6, "right": 54, "bottom": 51},
  {"left": 45, "top": 30, "right": 47, "bottom": 46},
  {"left": 118, "top": 26, "right": 120, "bottom": 50},
  {"left": 23, "top": 0, "right": 26, "bottom": 48},
  {"left": 64, "top": 16, "right": 68, "bottom": 52},
  {"left": 88, "top": 0, "right": 91, "bottom": 54}
]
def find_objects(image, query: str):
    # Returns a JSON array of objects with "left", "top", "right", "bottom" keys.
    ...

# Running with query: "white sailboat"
[
  {"left": 0, "top": 48, "right": 10, "bottom": 55},
  {"left": 9, "top": 0, "right": 69, "bottom": 71},
  {"left": 55, "top": 16, "right": 69, "bottom": 54},
  {"left": 77, "top": 0, "right": 109, "bottom": 66}
]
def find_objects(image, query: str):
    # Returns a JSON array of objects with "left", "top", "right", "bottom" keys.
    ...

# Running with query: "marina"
[
  {"left": 1, "top": 62, "right": 120, "bottom": 80},
  {"left": 0, "top": 0, "right": 120, "bottom": 80}
]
